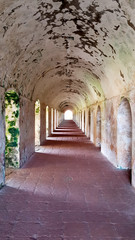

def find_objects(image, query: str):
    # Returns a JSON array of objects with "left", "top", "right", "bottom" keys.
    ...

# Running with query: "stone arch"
[
  {"left": 64, "top": 110, "right": 73, "bottom": 120},
  {"left": 84, "top": 110, "right": 85, "bottom": 134},
  {"left": 96, "top": 106, "right": 101, "bottom": 147},
  {"left": 117, "top": 98, "right": 132, "bottom": 169},
  {"left": 90, "top": 110, "right": 94, "bottom": 142},
  {"left": 89, "top": 109, "right": 91, "bottom": 139},
  {"left": 46, "top": 106, "right": 49, "bottom": 137},
  {"left": 35, "top": 99, "right": 40, "bottom": 147},
  {"left": 82, "top": 110, "right": 84, "bottom": 132},
  {"left": 51, "top": 108, "right": 54, "bottom": 133},
  {"left": 5, "top": 90, "right": 20, "bottom": 172}
]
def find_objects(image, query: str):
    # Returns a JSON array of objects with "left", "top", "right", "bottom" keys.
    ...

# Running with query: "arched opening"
[
  {"left": 35, "top": 100, "right": 40, "bottom": 147},
  {"left": 82, "top": 110, "right": 84, "bottom": 132},
  {"left": 51, "top": 108, "right": 53, "bottom": 133},
  {"left": 84, "top": 110, "right": 86, "bottom": 134},
  {"left": 117, "top": 98, "right": 132, "bottom": 170},
  {"left": 88, "top": 109, "right": 91, "bottom": 139},
  {"left": 90, "top": 110, "right": 94, "bottom": 142},
  {"left": 46, "top": 106, "right": 49, "bottom": 137},
  {"left": 5, "top": 90, "right": 20, "bottom": 175},
  {"left": 96, "top": 106, "right": 101, "bottom": 147},
  {"left": 64, "top": 110, "right": 73, "bottom": 120}
]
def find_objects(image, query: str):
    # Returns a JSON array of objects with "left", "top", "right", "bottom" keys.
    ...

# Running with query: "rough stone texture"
[
  {"left": 0, "top": 86, "right": 5, "bottom": 185},
  {"left": 51, "top": 108, "right": 53, "bottom": 133},
  {"left": 1, "top": 120, "right": 135, "bottom": 239},
  {"left": 1, "top": 0, "right": 135, "bottom": 111},
  {"left": 76, "top": 88, "right": 135, "bottom": 186},
  {"left": 57, "top": 111, "right": 63, "bottom": 127},
  {"left": 19, "top": 96, "right": 35, "bottom": 167},
  {"left": 85, "top": 108, "right": 90, "bottom": 138},
  {"left": 35, "top": 100, "right": 40, "bottom": 146},
  {"left": 40, "top": 103, "right": 46, "bottom": 144},
  {"left": 117, "top": 98, "right": 132, "bottom": 169},
  {"left": 48, "top": 107, "right": 52, "bottom": 137},
  {"left": 81, "top": 110, "right": 85, "bottom": 132},
  {"left": 96, "top": 106, "right": 101, "bottom": 147}
]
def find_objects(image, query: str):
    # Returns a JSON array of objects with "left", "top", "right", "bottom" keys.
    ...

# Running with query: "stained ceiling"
[{"left": 0, "top": 0, "right": 135, "bottom": 111}]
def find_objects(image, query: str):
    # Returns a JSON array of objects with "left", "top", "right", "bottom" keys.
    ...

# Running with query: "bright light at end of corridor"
[{"left": 64, "top": 110, "right": 73, "bottom": 120}]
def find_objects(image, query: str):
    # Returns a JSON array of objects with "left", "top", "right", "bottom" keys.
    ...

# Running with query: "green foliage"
[
  {"left": 5, "top": 91, "right": 19, "bottom": 107},
  {"left": 8, "top": 127, "right": 19, "bottom": 137},
  {"left": 35, "top": 106, "right": 40, "bottom": 114},
  {"left": 5, "top": 91, "right": 20, "bottom": 168},
  {"left": 35, "top": 100, "right": 40, "bottom": 114}
]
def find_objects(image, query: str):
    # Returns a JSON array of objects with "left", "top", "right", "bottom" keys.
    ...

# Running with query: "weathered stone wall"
[
  {"left": 0, "top": 87, "right": 5, "bottom": 185},
  {"left": 101, "top": 99, "right": 117, "bottom": 167},
  {"left": 19, "top": 96, "right": 35, "bottom": 167},
  {"left": 85, "top": 108, "right": 90, "bottom": 138},
  {"left": 35, "top": 100, "right": 40, "bottom": 146},
  {"left": 85, "top": 88, "right": 135, "bottom": 187},
  {"left": 40, "top": 103, "right": 46, "bottom": 144},
  {"left": 48, "top": 107, "right": 52, "bottom": 136}
]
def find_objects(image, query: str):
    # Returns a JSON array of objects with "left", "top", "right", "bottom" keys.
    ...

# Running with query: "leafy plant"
[{"left": 5, "top": 91, "right": 20, "bottom": 168}]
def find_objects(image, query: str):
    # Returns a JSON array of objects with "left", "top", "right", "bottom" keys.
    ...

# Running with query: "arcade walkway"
[{"left": 0, "top": 120, "right": 135, "bottom": 239}]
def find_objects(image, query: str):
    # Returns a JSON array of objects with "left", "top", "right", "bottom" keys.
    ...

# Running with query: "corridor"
[{"left": 0, "top": 120, "right": 135, "bottom": 239}]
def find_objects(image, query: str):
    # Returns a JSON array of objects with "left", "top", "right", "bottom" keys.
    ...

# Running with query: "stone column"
[
  {"left": 56, "top": 110, "right": 59, "bottom": 128},
  {"left": 40, "top": 103, "right": 46, "bottom": 144},
  {"left": 53, "top": 109, "right": 55, "bottom": 131},
  {"left": 19, "top": 96, "right": 35, "bottom": 167},
  {"left": 79, "top": 111, "right": 82, "bottom": 129},
  {"left": 48, "top": 107, "right": 52, "bottom": 136},
  {"left": 82, "top": 110, "right": 84, "bottom": 132},
  {"left": 85, "top": 108, "right": 90, "bottom": 138},
  {"left": 51, "top": 108, "right": 53, "bottom": 133},
  {"left": 0, "top": 87, "right": 5, "bottom": 186}
]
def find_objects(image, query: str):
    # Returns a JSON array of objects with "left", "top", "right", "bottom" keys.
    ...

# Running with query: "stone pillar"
[
  {"left": 56, "top": 110, "right": 58, "bottom": 128},
  {"left": 0, "top": 87, "right": 5, "bottom": 186},
  {"left": 85, "top": 108, "right": 90, "bottom": 138},
  {"left": 19, "top": 96, "right": 35, "bottom": 167},
  {"left": 82, "top": 110, "right": 84, "bottom": 132},
  {"left": 40, "top": 103, "right": 46, "bottom": 144},
  {"left": 48, "top": 107, "right": 51, "bottom": 136},
  {"left": 90, "top": 109, "right": 94, "bottom": 143},
  {"left": 79, "top": 111, "right": 82, "bottom": 129},
  {"left": 53, "top": 109, "right": 55, "bottom": 131},
  {"left": 54, "top": 109, "right": 56, "bottom": 130},
  {"left": 51, "top": 108, "right": 53, "bottom": 133},
  {"left": 58, "top": 111, "right": 63, "bottom": 126}
]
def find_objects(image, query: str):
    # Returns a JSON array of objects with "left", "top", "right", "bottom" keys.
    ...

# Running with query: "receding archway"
[
  {"left": 117, "top": 98, "right": 132, "bottom": 170},
  {"left": 64, "top": 110, "right": 73, "bottom": 120},
  {"left": 90, "top": 110, "right": 94, "bottom": 142},
  {"left": 46, "top": 106, "right": 49, "bottom": 137},
  {"left": 84, "top": 110, "right": 86, "bottom": 134},
  {"left": 96, "top": 106, "right": 101, "bottom": 147},
  {"left": 5, "top": 90, "right": 20, "bottom": 173},
  {"left": 89, "top": 109, "right": 91, "bottom": 139},
  {"left": 51, "top": 108, "right": 53, "bottom": 133},
  {"left": 35, "top": 100, "right": 40, "bottom": 147}
]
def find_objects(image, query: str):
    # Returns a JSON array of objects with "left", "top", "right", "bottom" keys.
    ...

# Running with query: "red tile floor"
[{"left": 1, "top": 120, "right": 135, "bottom": 239}]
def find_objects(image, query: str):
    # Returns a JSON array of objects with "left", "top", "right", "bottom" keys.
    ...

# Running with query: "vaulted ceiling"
[{"left": 0, "top": 0, "right": 135, "bottom": 111}]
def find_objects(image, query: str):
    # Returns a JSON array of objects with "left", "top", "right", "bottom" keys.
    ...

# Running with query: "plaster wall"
[
  {"left": 85, "top": 108, "right": 90, "bottom": 138},
  {"left": 40, "top": 103, "right": 46, "bottom": 144},
  {"left": 19, "top": 97, "right": 35, "bottom": 167},
  {"left": 0, "top": 87, "right": 5, "bottom": 185},
  {"left": 48, "top": 107, "right": 52, "bottom": 136},
  {"left": 54, "top": 109, "right": 56, "bottom": 130},
  {"left": 90, "top": 88, "right": 135, "bottom": 187},
  {"left": 82, "top": 110, "right": 84, "bottom": 132}
]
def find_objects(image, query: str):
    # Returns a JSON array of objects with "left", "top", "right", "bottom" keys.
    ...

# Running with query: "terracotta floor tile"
[{"left": 0, "top": 120, "right": 134, "bottom": 239}]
